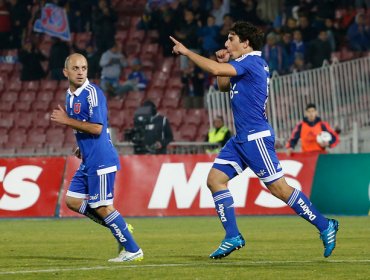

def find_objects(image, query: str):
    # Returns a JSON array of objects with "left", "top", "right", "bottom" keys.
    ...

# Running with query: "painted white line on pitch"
[{"left": 0, "top": 260, "right": 369, "bottom": 275}]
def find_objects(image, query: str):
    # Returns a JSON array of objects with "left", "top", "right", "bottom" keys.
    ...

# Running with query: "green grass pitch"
[{"left": 0, "top": 216, "right": 369, "bottom": 280}]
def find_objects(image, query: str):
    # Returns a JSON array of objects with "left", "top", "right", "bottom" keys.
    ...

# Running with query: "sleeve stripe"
[{"left": 86, "top": 84, "right": 98, "bottom": 107}]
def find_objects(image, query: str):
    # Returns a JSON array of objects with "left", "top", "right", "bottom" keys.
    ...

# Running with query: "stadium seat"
[
  {"left": 148, "top": 96, "right": 161, "bottom": 109},
  {"left": 109, "top": 110, "right": 125, "bottom": 129},
  {"left": 0, "top": 63, "right": 14, "bottom": 77},
  {"left": 108, "top": 98, "right": 125, "bottom": 110},
  {"left": 17, "top": 100, "right": 33, "bottom": 112},
  {"left": 144, "top": 43, "right": 159, "bottom": 55},
  {"left": 37, "top": 90, "right": 55, "bottom": 102},
  {"left": 0, "top": 133, "right": 8, "bottom": 147},
  {"left": 32, "top": 112, "right": 51, "bottom": 129},
  {"left": 129, "top": 30, "right": 145, "bottom": 43},
  {"left": 164, "top": 88, "right": 181, "bottom": 99},
  {"left": 125, "top": 41, "right": 141, "bottom": 56},
  {"left": 18, "top": 90, "right": 36, "bottom": 102},
  {"left": 159, "top": 57, "right": 174, "bottom": 73},
  {"left": 146, "top": 88, "right": 164, "bottom": 99},
  {"left": 26, "top": 129, "right": 46, "bottom": 148},
  {"left": 58, "top": 80, "right": 69, "bottom": 90},
  {"left": 179, "top": 124, "right": 198, "bottom": 141},
  {"left": 167, "top": 108, "right": 185, "bottom": 129},
  {"left": 45, "top": 128, "right": 65, "bottom": 148},
  {"left": 161, "top": 97, "right": 181, "bottom": 109},
  {"left": 6, "top": 128, "right": 26, "bottom": 148},
  {"left": 40, "top": 80, "right": 57, "bottom": 93},
  {"left": 6, "top": 79, "right": 22, "bottom": 92},
  {"left": 23, "top": 81, "right": 40, "bottom": 92},
  {"left": 124, "top": 98, "right": 143, "bottom": 110},
  {"left": 0, "top": 100, "right": 14, "bottom": 112},
  {"left": 1, "top": 90, "right": 18, "bottom": 102},
  {"left": 167, "top": 76, "right": 183, "bottom": 90},
  {"left": 14, "top": 112, "right": 33, "bottom": 129},
  {"left": 184, "top": 109, "right": 207, "bottom": 126}
]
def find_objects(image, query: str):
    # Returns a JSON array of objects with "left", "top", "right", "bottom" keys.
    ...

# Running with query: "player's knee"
[
  {"left": 65, "top": 196, "right": 82, "bottom": 212},
  {"left": 267, "top": 177, "right": 293, "bottom": 202}
]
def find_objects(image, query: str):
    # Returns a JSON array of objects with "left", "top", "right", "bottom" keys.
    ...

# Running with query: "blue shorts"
[
  {"left": 67, "top": 169, "right": 116, "bottom": 208},
  {"left": 213, "top": 130, "right": 284, "bottom": 185}
]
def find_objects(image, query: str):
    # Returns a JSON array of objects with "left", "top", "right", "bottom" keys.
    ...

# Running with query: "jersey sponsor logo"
[
  {"left": 148, "top": 160, "right": 305, "bottom": 210},
  {"left": 217, "top": 203, "right": 227, "bottom": 222},
  {"left": 74, "top": 103, "right": 81, "bottom": 114},
  {"left": 111, "top": 223, "right": 127, "bottom": 243},
  {"left": 89, "top": 194, "right": 99, "bottom": 200},
  {"left": 0, "top": 166, "right": 42, "bottom": 211},
  {"left": 230, "top": 83, "right": 239, "bottom": 99},
  {"left": 297, "top": 198, "right": 316, "bottom": 221}
]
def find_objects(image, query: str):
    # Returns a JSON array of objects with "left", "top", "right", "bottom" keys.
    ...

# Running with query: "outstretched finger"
[
  {"left": 169, "top": 36, "right": 180, "bottom": 44},
  {"left": 57, "top": 104, "right": 65, "bottom": 111}
]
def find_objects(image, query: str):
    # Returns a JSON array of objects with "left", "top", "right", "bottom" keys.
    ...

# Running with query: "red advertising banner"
[
  {"left": 114, "top": 153, "right": 319, "bottom": 216},
  {"left": 0, "top": 157, "right": 65, "bottom": 217},
  {"left": 59, "top": 153, "right": 319, "bottom": 217}
]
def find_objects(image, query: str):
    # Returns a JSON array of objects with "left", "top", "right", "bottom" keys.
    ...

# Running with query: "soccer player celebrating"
[
  {"left": 50, "top": 53, "right": 143, "bottom": 262},
  {"left": 170, "top": 22, "right": 339, "bottom": 259}
]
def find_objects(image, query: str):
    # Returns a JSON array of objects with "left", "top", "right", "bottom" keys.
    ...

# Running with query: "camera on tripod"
[{"left": 124, "top": 104, "right": 153, "bottom": 154}]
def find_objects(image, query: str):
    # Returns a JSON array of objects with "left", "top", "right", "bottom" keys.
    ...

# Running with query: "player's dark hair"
[
  {"left": 306, "top": 103, "right": 316, "bottom": 110},
  {"left": 229, "top": 21, "right": 264, "bottom": 51}
]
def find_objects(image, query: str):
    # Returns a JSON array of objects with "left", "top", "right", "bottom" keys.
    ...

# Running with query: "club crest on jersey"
[{"left": 74, "top": 103, "right": 81, "bottom": 114}]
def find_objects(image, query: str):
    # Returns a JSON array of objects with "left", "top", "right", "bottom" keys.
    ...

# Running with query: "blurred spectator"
[
  {"left": 232, "top": 0, "right": 264, "bottom": 25},
  {"left": 297, "top": 15, "right": 317, "bottom": 42},
  {"left": 49, "top": 38, "right": 70, "bottom": 81},
  {"left": 281, "top": 32, "right": 294, "bottom": 70},
  {"left": 262, "top": 32, "right": 284, "bottom": 74},
  {"left": 158, "top": 10, "right": 177, "bottom": 57},
  {"left": 205, "top": 115, "right": 231, "bottom": 154},
  {"left": 346, "top": 12, "right": 370, "bottom": 53},
  {"left": 324, "top": 18, "right": 340, "bottom": 52},
  {"left": 68, "top": 0, "right": 92, "bottom": 33},
  {"left": 189, "top": 0, "right": 208, "bottom": 26},
  {"left": 91, "top": 0, "right": 117, "bottom": 53},
  {"left": 197, "top": 15, "right": 220, "bottom": 55},
  {"left": 306, "top": 29, "right": 332, "bottom": 68},
  {"left": 99, "top": 42, "right": 127, "bottom": 97},
  {"left": 175, "top": 9, "right": 199, "bottom": 70},
  {"left": 18, "top": 41, "right": 46, "bottom": 81},
  {"left": 8, "top": 0, "right": 30, "bottom": 49},
  {"left": 286, "top": 103, "right": 339, "bottom": 155},
  {"left": 86, "top": 45, "right": 101, "bottom": 80},
  {"left": 217, "top": 14, "right": 234, "bottom": 47},
  {"left": 181, "top": 60, "right": 205, "bottom": 109},
  {"left": 0, "top": 0, "right": 11, "bottom": 49},
  {"left": 120, "top": 58, "right": 148, "bottom": 94},
  {"left": 210, "top": 0, "right": 230, "bottom": 26},
  {"left": 290, "top": 53, "right": 308, "bottom": 73},
  {"left": 291, "top": 30, "right": 306, "bottom": 61}
]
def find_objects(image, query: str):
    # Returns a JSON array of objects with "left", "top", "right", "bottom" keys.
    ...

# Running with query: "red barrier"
[
  {"left": 3, "top": 153, "right": 317, "bottom": 218},
  {"left": 0, "top": 157, "right": 65, "bottom": 217}
]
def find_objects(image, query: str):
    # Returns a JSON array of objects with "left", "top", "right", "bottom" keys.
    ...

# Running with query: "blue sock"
[
  {"left": 79, "top": 200, "right": 108, "bottom": 227},
  {"left": 213, "top": 190, "right": 239, "bottom": 238},
  {"left": 287, "top": 189, "right": 329, "bottom": 232},
  {"left": 104, "top": 210, "right": 140, "bottom": 252}
]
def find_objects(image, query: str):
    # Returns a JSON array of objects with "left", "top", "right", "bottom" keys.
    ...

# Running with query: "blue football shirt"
[
  {"left": 65, "top": 79, "right": 120, "bottom": 175},
  {"left": 228, "top": 51, "right": 272, "bottom": 140}
]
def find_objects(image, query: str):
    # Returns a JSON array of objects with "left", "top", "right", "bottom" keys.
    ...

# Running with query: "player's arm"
[
  {"left": 170, "top": 36, "right": 237, "bottom": 77},
  {"left": 51, "top": 105, "right": 102, "bottom": 135},
  {"left": 286, "top": 122, "right": 302, "bottom": 155},
  {"left": 321, "top": 122, "right": 339, "bottom": 148}
]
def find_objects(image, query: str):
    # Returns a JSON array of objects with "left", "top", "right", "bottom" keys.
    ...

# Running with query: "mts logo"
[
  {"left": 148, "top": 160, "right": 303, "bottom": 209},
  {"left": 0, "top": 166, "right": 42, "bottom": 211}
]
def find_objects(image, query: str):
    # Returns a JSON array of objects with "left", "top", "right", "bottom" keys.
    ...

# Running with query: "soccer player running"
[
  {"left": 170, "top": 22, "right": 339, "bottom": 259},
  {"left": 50, "top": 53, "right": 143, "bottom": 262}
]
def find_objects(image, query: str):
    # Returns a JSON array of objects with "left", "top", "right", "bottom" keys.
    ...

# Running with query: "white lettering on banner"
[
  {"left": 148, "top": 160, "right": 304, "bottom": 210},
  {"left": 0, "top": 166, "right": 42, "bottom": 211}
]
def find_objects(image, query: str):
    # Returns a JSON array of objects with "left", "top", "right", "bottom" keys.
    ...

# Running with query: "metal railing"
[{"left": 206, "top": 56, "right": 370, "bottom": 149}]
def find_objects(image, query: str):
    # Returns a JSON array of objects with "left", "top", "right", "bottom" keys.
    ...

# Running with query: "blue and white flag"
[{"left": 33, "top": 3, "right": 71, "bottom": 41}]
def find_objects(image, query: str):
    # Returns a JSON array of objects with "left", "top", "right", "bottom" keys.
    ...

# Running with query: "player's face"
[
  {"left": 63, "top": 55, "right": 88, "bottom": 91},
  {"left": 305, "top": 108, "right": 318, "bottom": 122},
  {"left": 225, "top": 33, "right": 246, "bottom": 59}
]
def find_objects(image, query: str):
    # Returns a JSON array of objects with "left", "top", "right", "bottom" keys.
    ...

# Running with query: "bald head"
[
  {"left": 63, "top": 53, "right": 88, "bottom": 91},
  {"left": 64, "top": 53, "right": 87, "bottom": 69}
]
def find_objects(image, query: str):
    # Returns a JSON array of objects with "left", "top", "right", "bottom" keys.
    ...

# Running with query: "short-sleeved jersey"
[
  {"left": 228, "top": 51, "right": 271, "bottom": 140},
  {"left": 65, "top": 79, "right": 120, "bottom": 176}
]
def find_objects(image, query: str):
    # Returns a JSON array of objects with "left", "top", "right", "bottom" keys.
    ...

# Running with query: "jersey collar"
[
  {"left": 245, "top": 51, "right": 261, "bottom": 57},
  {"left": 68, "top": 79, "right": 90, "bottom": 96}
]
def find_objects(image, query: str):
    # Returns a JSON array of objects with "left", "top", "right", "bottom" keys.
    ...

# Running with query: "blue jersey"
[
  {"left": 229, "top": 51, "right": 272, "bottom": 140},
  {"left": 65, "top": 79, "right": 120, "bottom": 176}
]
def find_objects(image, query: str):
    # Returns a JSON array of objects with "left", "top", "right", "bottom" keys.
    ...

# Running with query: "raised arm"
[{"left": 170, "top": 36, "right": 237, "bottom": 77}]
